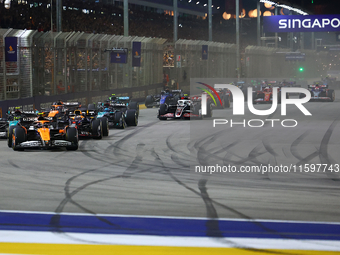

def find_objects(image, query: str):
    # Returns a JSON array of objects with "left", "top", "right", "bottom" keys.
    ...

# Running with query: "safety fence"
[
  {"left": 1, "top": 28, "right": 166, "bottom": 102},
  {"left": 0, "top": 27, "right": 335, "bottom": 112}
]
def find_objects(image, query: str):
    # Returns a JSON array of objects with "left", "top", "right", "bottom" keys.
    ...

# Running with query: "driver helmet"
[
  {"left": 110, "top": 94, "right": 116, "bottom": 101},
  {"left": 74, "top": 109, "right": 82, "bottom": 116}
]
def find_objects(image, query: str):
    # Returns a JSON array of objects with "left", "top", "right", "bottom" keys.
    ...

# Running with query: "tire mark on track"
[
  {"left": 7, "top": 159, "right": 20, "bottom": 168},
  {"left": 319, "top": 119, "right": 339, "bottom": 181},
  {"left": 151, "top": 148, "right": 301, "bottom": 254},
  {"left": 122, "top": 143, "right": 145, "bottom": 178},
  {"left": 290, "top": 132, "right": 310, "bottom": 161}
]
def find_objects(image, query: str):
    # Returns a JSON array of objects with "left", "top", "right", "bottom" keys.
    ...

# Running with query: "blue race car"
[{"left": 299, "top": 82, "right": 335, "bottom": 102}]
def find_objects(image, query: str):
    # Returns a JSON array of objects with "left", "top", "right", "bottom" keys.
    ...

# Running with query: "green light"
[{"left": 299, "top": 67, "right": 304, "bottom": 72}]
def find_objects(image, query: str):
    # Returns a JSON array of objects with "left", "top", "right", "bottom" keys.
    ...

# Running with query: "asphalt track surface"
[{"left": 0, "top": 93, "right": 340, "bottom": 224}]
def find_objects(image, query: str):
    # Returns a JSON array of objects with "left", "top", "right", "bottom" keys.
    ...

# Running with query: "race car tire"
[
  {"left": 206, "top": 102, "right": 213, "bottom": 118},
  {"left": 299, "top": 93, "right": 306, "bottom": 99},
  {"left": 12, "top": 127, "right": 26, "bottom": 151},
  {"left": 125, "top": 109, "right": 138, "bottom": 126},
  {"left": 114, "top": 112, "right": 126, "bottom": 129},
  {"left": 100, "top": 117, "right": 109, "bottom": 136},
  {"left": 252, "top": 92, "right": 258, "bottom": 104},
  {"left": 88, "top": 104, "right": 96, "bottom": 111},
  {"left": 224, "top": 95, "right": 230, "bottom": 108},
  {"left": 92, "top": 119, "right": 103, "bottom": 139},
  {"left": 66, "top": 127, "right": 78, "bottom": 151},
  {"left": 327, "top": 89, "right": 335, "bottom": 102},
  {"left": 145, "top": 96, "right": 154, "bottom": 108},
  {"left": 7, "top": 125, "right": 16, "bottom": 148},
  {"left": 243, "top": 88, "right": 248, "bottom": 102},
  {"left": 278, "top": 92, "right": 282, "bottom": 104},
  {"left": 129, "top": 102, "right": 139, "bottom": 116},
  {"left": 159, "top": 104, "right": 167, "bottom": 115}
]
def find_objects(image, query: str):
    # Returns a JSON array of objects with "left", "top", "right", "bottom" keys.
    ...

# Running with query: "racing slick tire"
[
  {"left": 7, "top": 125, "right": 16, "bottom": 148},
  {"left": 129, "top": 102, "right": 139, "bottom": 116},
  {"left": 159, "top": 104, "right": 167, "bottom": 115},
  {"left": 12, "top": 127, "right": 26, "bottom": 151},
  {"left": 145, "top": 96, "right": 154, "bottom": 108},
  {"left": 252, "top": 91, "right": 258, "bottom": 104},
  {"left": 299, "top": 93, "right": 306, "bottom": 99},
  {"left": 125, "top": 109, "right": 138, "bottom": 126},
  {"left": 114, "top": 112, "right": 126, "bottom": 129},
  {"left": 92, "top": 119, "right": 103, "bottom": 140},
  {"left": 327, "top": 89, "right": 335, "bottom": 102},
  {"left": 224, "top": 95, "right": 230, "bottom": 108},
  {"left": 66, "top": 127, "right": 78, "bottom": 151},
  {"left": 206, "top": 102, "right": 213, "bottom": 118},
  {"left": 88, "top": 104, "right": 96, "bottom": 111},
  {"left": 100, "top": 117, "right": 109, "bottom": 136}
]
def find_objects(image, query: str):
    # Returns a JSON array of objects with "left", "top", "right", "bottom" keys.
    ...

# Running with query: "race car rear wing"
[
  {"left": 64, "top": 102, "right": 82, "bottom": 107},
  {"left": 308, "top": 84, "right": 328, "bottom": 89}
]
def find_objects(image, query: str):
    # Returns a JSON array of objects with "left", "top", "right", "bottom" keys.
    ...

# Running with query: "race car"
[
  {"left": 229, "top": 81, "right": 250, "bottom": 102},
  {"left": 0, "top": 118, "right": 7, "bottom": 138},
  {"left": 0, "top": 108, "right": 37, "bottom": 139},
  {"left": 157, "top": 96, "right": 208, "bottom": 120},
  {"left": 94, "top": 96, "right": 138, "bottom": 128},
  {"left": 108, "top": 95, "right": 139, "bottom": 116},
  {"left": 67, "top": 109, "right": 108, "bottom": 139},
  {"left": 196, "top": 83, "right": 231, "bottom": 108},
  {"left": 8, "top": 114, "right": 78, "bottom": 151},
  {"left": 145, "top": 90, "right": 183, "bottom": 108},
  {"left": 145, "top": 94, "right": 161, "bottom": 108},
  {"left": 44, "top": 101, "right": 83, "bottom": 129},
  {"left": 252, "top": 83, "right": 289, "bottom": 104},
  {"left": 299, "top": 83, "right": 335, "bottom": 102}
]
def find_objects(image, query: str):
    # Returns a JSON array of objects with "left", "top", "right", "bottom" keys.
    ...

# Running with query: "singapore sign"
[{"left": 263, "top": 15, "right": 340, "bottom": 33}]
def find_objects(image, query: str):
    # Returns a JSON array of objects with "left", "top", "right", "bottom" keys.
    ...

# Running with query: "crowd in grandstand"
[{"left": 0, "top": 0, "right": 257, "bottom": 45}]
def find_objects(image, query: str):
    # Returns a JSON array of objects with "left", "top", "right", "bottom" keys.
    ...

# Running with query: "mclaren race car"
[
  {"left": 299, "top": 83, "right": 335, "bottom": 102},
  {"left": 8, "top": 115, "right": 78, "bottom": 151}
]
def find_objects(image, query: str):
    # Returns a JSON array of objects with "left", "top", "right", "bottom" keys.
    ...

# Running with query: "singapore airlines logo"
[
  {"left": 8, "top": 45, "right": 15, "bottom": 55},
  {"left": 134, "top": 51, "right": 141, "bottom": 59}
]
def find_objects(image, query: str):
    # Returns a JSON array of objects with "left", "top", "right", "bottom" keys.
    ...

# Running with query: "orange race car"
[{"left": 8, "top": 113, "right": 78, "bottom": 151}]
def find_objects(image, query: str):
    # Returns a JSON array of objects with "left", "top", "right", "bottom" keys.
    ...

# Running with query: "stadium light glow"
[{"left": 260, "top": 0, "right": 309, "bottom": 15}]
